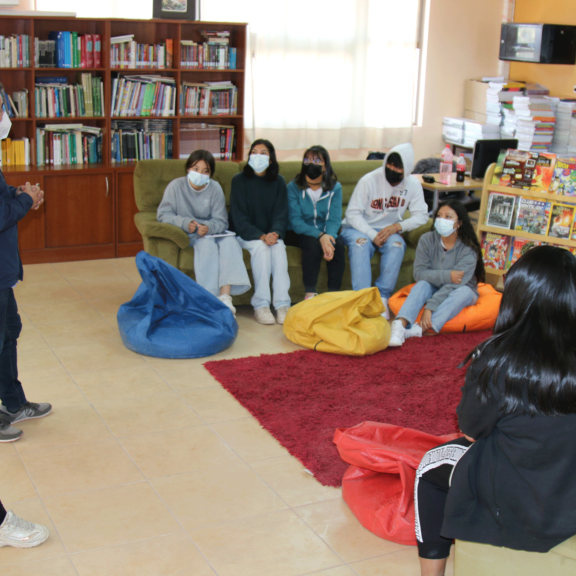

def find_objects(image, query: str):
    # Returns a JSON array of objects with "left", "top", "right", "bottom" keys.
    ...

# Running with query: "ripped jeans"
[{"left": 340, "top": 227, "right": 406, "bottom": 300}]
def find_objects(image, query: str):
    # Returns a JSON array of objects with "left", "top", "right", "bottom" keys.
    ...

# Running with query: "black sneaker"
[
  {"left": 0, "top": 402, "right": 52, "bottom": 423},
  {"left": 0, "top": 419, "right": 23, "bottom": 443}
]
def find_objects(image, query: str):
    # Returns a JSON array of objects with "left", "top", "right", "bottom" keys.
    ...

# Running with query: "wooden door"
[{"left": 44, "top": 173, "right": 114, "bottom": 248}]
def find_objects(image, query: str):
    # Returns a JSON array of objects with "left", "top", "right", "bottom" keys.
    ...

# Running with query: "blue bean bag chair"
[{"left": 118, "top": 251, "right": 238, "bottom": 358}]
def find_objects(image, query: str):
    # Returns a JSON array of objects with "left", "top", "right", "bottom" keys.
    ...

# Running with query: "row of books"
[
  {"left": 111, "top": 75, "right": 176, "bottom": 117},
  {"left": 492, "top": 149, "right": 576, "bottom": 196},
  {"left": 179, "top": 123, "right": 236, "bottom": 161},
  {"left": 110, "top": 119, "right": 173, "bottom": 162},
  {"left": 0, "top": 35, "right": 31, "bottom": 68},
  {"left": 36, "top": 125, "right": 103, "bottom": 166},
  {"left": 486, "top": 191, "right": 576, "bottom": 241},
  {"left": 0, "top": 84, "right": 28, "bottom": 118},
  {"left": 0, "top": 138, "right": 31, "bottom": 167},
  {"left": 110, "top": 35, "right": 173, "bottom": 69},
  {"left": 35, "top": 75, "right": 104, "bottom": 118},
  {"left": 41, "top": 33, "right": 102, "bottom": 69},
  {"left": 481, "top": 233, "right": 576, "bottom": 271},
  {"left": 180, "top": 82, "right": 238, "bottom": 116},
  {"left": 180, "top": 41, "right": 237, "bottom": 70}
]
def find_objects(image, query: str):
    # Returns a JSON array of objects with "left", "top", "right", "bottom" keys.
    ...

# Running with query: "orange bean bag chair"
[{"left": 388, "top": 282, "right": 501, "bottom": 333}]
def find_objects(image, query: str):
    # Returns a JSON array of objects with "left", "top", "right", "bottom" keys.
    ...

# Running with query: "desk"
[{"left": 414, "top": 173, "right": 483, "bottom": 213}]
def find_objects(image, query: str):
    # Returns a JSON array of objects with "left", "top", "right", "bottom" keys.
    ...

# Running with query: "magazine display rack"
[
  {"left": 477, "top": 163, "right": 576, "bottom": 282},
  {"left": 0, "top": 15, "right": 246, "bottom": 263}
]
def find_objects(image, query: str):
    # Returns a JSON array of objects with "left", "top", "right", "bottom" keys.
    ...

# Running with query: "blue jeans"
[
  {"left": 0, "top": 288, "right": 27, "bottom": 413},
  {"left": 397, "top": 281, "right": 478, "bottom": 333},
  {"left": 340, "top": 227, "right": 406, "bottom": 300}
]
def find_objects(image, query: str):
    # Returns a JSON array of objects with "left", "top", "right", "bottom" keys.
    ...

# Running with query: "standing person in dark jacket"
[
  {"left": 414, "top": 246, "right": 576, "bottom": 576},
  {"left": 229, "top": 139, "right": 291, "bottom": 325},
  {"left": 0, "top": 93, "right": 52, "bottom": 443}
]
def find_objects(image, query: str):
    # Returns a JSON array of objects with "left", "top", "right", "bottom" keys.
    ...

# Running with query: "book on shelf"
[
  {"left": 180, "top": 38, "right": 237, "bottom": 69},
  {"left": 180, "top": 81, "right": 238, "bottom": 116},
  {"left": 498, "top": 149, "right": 538, "bottom": 188},
  {"left": 550, "top": 157, "right": 576, "bottom": 196},
  {"left": 547, "top": 203, "right": 575, "bottom": 239},
  {"left": 38, "top": 33, "right": 101, "bottom": 69},
  {"left": 0, "top": 137, "right": 30, "bottom": 167},
  {"left": 0, "top": 35, "right": 30, "bottom": 68},
  {"left": 481, "top": 232, "right": 510, "bottom": 270},
  {"left": 507, "top": 237, "right": 543, "bottom": 269},
  {"left": 179, "top": 123, "right": 236, "bottom": 161},
  {"left": 35, "top": 74, "right": 104, "bottom": 118},
  {"left": 486, "top": 191, "right": 516, "bottom": 229},
  {"left": 110, "top": 36, "right": 173, "bottom": 69},
  {"left": 35, "top": 124, "right": 102, "bottom": 166},
  {"left": 0, "top": 83, "right": 28, "bottom": 118},
  {"left": 111, "top": 75, "right": 176, "bottom": 117},
  {"left": 531, "top": 153, "right": 556, "bottom": 192},
  {"left": 514, "top": 197, "right": 551, "bottom": 236},
  {"left": 110, "top": 119, "right": 173, "bottom": 162}
]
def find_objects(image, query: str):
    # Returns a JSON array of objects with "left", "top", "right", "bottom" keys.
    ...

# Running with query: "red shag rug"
[{"left": 204, "top": 331, "right": 491, "bottom": 486}]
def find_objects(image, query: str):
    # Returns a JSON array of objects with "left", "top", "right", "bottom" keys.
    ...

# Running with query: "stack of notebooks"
[
  {"left": 110, "top": 119, "right": 173, "bottom": 162},
  {"left": 180, "top": 81, "right": 238, "bottom": 116},
  {"left": 503, "top": 96, "right": 556, "bottom": 151},
  {"left": 35, "top": 75, "right": 104, "bottom": 118},
  {"left": 35, "top": 124, "right": 103, "bottom": 166},
  {"left": 110, "top": 75, "right": 176, "bottom": 117},
  {"left": 550, "top": 100, "right": 576, "bottom": 155},
  {"left": 462, "top": 119, "right": 500, "bottom": 146},
  {"left": 110, "top": 35, "right": 173, "bottom": 69},
  {"left": 179, "top": 123, "right": 236, "bottom": 160},
  {"left": 0, "top": 34, "right": 31, "bottom": 68}
]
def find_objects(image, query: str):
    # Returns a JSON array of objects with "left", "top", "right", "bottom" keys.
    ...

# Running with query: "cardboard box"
[{"left": 464, "top": 79, "right": 489, "bottom": 113}]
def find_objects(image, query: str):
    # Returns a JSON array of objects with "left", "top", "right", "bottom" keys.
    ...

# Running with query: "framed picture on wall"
[{"left": 153, "top": 0, "right": 196, "bottom": 20}]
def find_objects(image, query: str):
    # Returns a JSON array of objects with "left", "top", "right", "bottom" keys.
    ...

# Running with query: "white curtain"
[{"left": 35, "top": 0, "right": 152, "bottom": 19}]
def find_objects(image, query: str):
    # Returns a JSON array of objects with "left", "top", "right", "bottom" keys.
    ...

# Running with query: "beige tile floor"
[{"left": 1, "top": 258, "right": 455, "bottom": 575}]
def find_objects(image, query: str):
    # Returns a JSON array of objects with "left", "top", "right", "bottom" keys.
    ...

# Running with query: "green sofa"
[{"left": 133, "top": 159, "right": 433, "bottom": 304}]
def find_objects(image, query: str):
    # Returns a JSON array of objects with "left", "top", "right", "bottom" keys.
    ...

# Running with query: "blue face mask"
[
  {"left": 435, "top": 217, "right": 457, "bottom": 237},
  {"left": 248, "top": 153, "right": 270, "bottom": 173},
  {"left": 188, "top": 170, "right": 210, "bottom": 188}
]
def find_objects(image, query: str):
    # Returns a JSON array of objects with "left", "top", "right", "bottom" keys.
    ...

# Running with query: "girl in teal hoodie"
[{"left": 286, "top": 146, "right": 344, "bottom": 299}]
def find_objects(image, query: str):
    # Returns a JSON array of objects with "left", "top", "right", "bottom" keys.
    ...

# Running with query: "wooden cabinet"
[{"left": 116, "top": 170, "right": 143, "bottom": 257}]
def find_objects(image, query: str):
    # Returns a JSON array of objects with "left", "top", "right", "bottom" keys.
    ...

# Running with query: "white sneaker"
[
  {"left": 254, "top": 307, "right": 276, "bottom": 325},
  {"left": 380, "top": 297, "right": 390, "bottom": 320},
  {"left": 275, "top": 306, "right": 290, "bottom": 325},
  {"left": 304, "top": 293, "right": 318, "bottom": 300},
  {"left": 0, "top": 510, "right": 49, "bottom": 548},
  {"left": 405, "top": 323, "right": 423, "bottom": 339},
  {"left": 218, "top": 294, "right": 236, "bottom": 315},
  {"left": 389, "top": 319, "right": 406, "bottom": 347}
]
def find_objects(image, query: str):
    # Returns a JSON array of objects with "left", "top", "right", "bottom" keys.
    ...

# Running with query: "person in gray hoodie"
[
  {"left": 389, "top": 200, "right": 485, "bottom": 346},
  {"left": 157, "top": 150, "right": 250, "bottom": 315}
]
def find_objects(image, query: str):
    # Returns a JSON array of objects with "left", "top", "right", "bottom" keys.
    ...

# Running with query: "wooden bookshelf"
[
  {"left": 477, "top": 163, "right": 576, "bottom": 278},
  {"left": 0, "top": 15, "right": 246, "bottom": 263}
]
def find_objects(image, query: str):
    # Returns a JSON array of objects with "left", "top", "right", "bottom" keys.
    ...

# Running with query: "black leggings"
[
  {"left": 285, "top": 230, "right": 346, "bottom": 293},
  {"left": 415, "top": 437, "right": 472, "bottom": 559},
  {"left": 0, "top": 499, "right": 6, "bottom": 524}
]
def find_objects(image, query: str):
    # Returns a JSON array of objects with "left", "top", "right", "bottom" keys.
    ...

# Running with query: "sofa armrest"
[
  {"left": 134, "top": 212, "right": 190, "bottom": 249},
  {"left": 404, "top": 218, "right": 433, "bottom": 249}
]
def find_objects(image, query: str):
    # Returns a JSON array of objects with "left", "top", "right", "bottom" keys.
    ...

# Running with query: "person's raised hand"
[
  {"left": 320, "top": 234, "right": 335, "bottom": 260},
  {"left": 197, "top": 224, "right": 209, "bottom": 237},
  {"left": 188, "top": 221, "right": 198, "bottom": 233},
  {"left": 451, "top": 270, "right": 465, "bottom": 284}
]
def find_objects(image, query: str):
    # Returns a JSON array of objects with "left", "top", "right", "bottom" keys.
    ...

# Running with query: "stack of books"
[
  {"left": 110, "top": 119, "right": 173, "bottom": 162},
  {"left": 180, "top": 30, "right": 237, "bottom": 69},
  {"left": 111, "top": 75, "right": 176, "bottom": 117},
  {"left": 462, "top": 119, "right": 500, "bottom": 147},
  {"left": 180, "top": 81, "right": 238, "bottom": 116},
  {"left": 0, "top": 35, "right": 31, "bottom": 67},
  {"left": 502, "top": 96, "right": 556, "bottom": 151},
  {"left": 110, "top": 35, "right": 173, "bottom": 69},
  {"left": 0, "top": 84, "right": 28, "bottom": 118},
  {"left": 35, "top": 124, "right": 103, "bottom": 166},
  {"left": 0, "top": 137, "right": 30, "bottom": 166},
  {"left": 550, "top": 100, "right": 576, "bottom": 155},
  {"left": 37, "top": 32, "right": 102, "bottom": 68},
  {"left": 35, "top": 75, "right": 104, "bottom": 118},
  {"left": 179, "top": 123, "right": 236, "bottom": 160}
]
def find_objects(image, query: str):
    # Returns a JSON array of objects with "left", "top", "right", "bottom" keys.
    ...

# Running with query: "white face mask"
[
  {"left": 248, "top": 153, "right": 270, "bottom": 173},
  {"left": 0, "top": 112, "right": 12, "bottom": 140},
  {"left": 187, "top": 170, "right": 210, "bottom": 188},
  {"left": 434, "top": 217, "right": 457, "bottom": 237}
]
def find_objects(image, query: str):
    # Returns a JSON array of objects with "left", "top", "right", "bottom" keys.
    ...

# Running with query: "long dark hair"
[
  {"left": 434, "top": 200, "right": 485, "bottom": 283},
  {"left": 294, "top": 145, "right": 338, "bottom": 192},
  {"left": 243, "top": 139, "right": 279, "bottom": 182},
  {"left": 463, "top": 245, "right": 576, "bottom": 416}
]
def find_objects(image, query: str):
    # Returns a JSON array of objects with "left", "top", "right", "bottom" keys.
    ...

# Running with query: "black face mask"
[
  {"left": 385, "top": 167, "right": 404, "bottom": 185},
  {"left": 303, "top": 163, "right": 324, "bottom": 180}
]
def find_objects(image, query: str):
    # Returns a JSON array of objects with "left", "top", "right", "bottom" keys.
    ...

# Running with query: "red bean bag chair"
[
  {"left": 388, "top": 282, "right": 501, "bottom": 333},
  {"left": 334, "top": 422, "right": 460, "bottom": 546}
]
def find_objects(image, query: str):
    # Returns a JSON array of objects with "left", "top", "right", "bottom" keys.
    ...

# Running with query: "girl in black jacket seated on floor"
[{"left": 415, "top": 245, "right": 576, "bottom": 576}]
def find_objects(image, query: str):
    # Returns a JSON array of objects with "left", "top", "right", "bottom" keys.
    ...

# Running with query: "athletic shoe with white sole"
[
  {"left": 0, "top": 510, "right": 49, "bottom": 548},
  {"left": 380, "top": 297, "right": 390, "bottom": 320},
  {"left": 275, "top": 306, "right": 290, "bottom": 325},
  {"left": 389, "top": 319, "right": 406, "bottom": 347},
  {"left": 405, "top": 323, "right": 423, "bottom": 339},
  {"left": 304, "top": 293, "right": 318, "bottom": 300},
  {"left": 254, "top": 306, "right": 276, "bottom": 325},
  {"left": 0, "top": 402, "right": 52, "bottom": 424},
  {"left": 217, "top": 294, "right": 236, "bottom": 315},
  {"left": 0, "top": 419, "right": 23, "bottom": 443}
]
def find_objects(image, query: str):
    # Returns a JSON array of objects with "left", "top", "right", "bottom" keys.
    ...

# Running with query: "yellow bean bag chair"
[
  {"left": 388, "top": 282, "right": 501, "bottom": 334},
  {"left": 283, "top": 287, "right": 391, "bottom": 356}
]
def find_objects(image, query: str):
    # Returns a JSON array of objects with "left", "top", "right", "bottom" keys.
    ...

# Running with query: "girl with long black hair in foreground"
[{"left": 415, "top": 245, "right": 576, "bottom": 576}]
